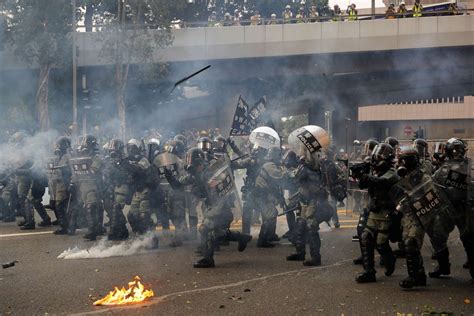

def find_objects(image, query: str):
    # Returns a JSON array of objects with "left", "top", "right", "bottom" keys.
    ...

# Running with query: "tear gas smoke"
[
  {"left": 57, "top": 232, "right": 159, "bottom": 260},
  {"left": 0, "top": 130, "right": 58, "bottom": 176}
]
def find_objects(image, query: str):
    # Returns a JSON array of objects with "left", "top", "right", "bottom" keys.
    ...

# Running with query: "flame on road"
[{"left": 93, "top": 276, "right": 154, "bottom": 306}]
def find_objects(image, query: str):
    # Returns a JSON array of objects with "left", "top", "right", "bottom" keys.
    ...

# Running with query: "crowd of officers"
[
  {"left": 0, "top": 128, "right": 345, "bottom": 269},
  {"left": 207, "top": 0, "right": 459, "bottom": 27},
  {"left": 349, "top": 136, "right": 474, "bottom": 288},
  {"left": 0, "top": 128, "right": 472, "bottom": 288}
]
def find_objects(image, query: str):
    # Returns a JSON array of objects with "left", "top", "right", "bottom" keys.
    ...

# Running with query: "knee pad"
[
  {"left": 361, "top": 229, "right": 375, "bottom": 244},
  {"left": 198, "top": 224, "right": 209, "bottom": 235}
]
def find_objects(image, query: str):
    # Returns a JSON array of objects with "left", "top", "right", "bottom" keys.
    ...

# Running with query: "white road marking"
[
  {"left": 0, "top": 231, "right": 53, "bottom": 238},
  {"left": 74, "top": 258, "right": 353, "bottom": 315}
]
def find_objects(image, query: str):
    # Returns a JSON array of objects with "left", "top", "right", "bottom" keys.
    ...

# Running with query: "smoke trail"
[{"left": 57, "top": 232, "right": 159, "bottom": 260}]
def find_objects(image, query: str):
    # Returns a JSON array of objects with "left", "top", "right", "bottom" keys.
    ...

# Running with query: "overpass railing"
[{"left": 76, "top": 9, "right": 473, "bottom": 32}]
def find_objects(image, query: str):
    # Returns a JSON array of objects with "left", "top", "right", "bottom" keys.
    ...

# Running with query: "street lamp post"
[{"left": 72, "top": 0, "right": 78, "bottom": 138}]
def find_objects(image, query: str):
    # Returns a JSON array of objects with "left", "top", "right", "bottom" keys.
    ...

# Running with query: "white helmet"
[
  {"left": 288, "top": 125, "right": 330, "bottom": 156},
  {"left": 249, "top": 126, "right": 280, "bottom": 149}
]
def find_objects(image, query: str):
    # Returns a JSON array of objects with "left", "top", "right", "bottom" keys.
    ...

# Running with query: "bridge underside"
[{"left": 116, "top": 45, "right": 474, "bottom": 143}]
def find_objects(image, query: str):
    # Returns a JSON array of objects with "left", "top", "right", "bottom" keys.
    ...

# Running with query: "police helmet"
[
  {"left": 56, "top": 136, "right": 71, "bottom": 152},
  {"left": 413, "top": 138, "right": 429, "bottom": 158},
  {"left": 363, "top": 138, "right": 379, "bottom": 156},
  {"left": 197, "top": 137, "right": 213, "bottom": 153},
  {"left": 186, "top": 147, "right": 205, "bottom": 170},
  {"left": 397, "top": 145, "right": 419, "bottom": 171},
  {"left": 165, "top": 140, "right": 186, "bottom": 158},
  {"left": 371, "top": 143, "right": 395, "bottom": 165},
  {"left": 79, "top": 135, "right": 98, "bottom": 152},
  {"left": 445, "top": 138, "right": 467, "bottom": 158},
  {"left": 213, "top": 136, "right": 227, "bottom": 153},
  {"left": 126, "top": 138, "right": 141, "bottom": 157},
  {"left": 107, "top": 139, "right": 125, "bottom": 158},
  {"left": 174, "top": 134, "right": 187, "bottom": 147},
  {"left": 384, "top": 136, "right": 399, "bottom": 148}
]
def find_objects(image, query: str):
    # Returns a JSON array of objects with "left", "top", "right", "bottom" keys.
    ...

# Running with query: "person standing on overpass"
[{"left": 413, "top": 0, "right": 423, "bottom": 17}]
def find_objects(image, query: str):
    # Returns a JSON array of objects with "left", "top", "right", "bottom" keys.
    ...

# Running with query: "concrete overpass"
[
  {"left": 83, "top": 15, "right": 474, "bottom": 66},
  {"left": 1, "top": 16, "right": 473, "bottom": 144}
]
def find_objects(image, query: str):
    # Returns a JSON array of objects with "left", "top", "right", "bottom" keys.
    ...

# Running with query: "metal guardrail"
[{"left": 75, "top": 9, "right": 473, "bottom": 32}]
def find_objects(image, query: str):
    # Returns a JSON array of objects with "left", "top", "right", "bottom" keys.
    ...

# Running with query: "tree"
[
  {"left": 90, "top": 0, "right": 177, "bottom": 139},
  {"left": 3, "top": 1, "right": 72, "bottom": 132}
]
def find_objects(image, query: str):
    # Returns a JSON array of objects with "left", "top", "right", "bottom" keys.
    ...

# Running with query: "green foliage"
[{"left": 3, "top": 0, "right": 72, "bottom": 66}]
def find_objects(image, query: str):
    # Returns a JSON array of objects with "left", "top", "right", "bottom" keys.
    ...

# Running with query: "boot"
[
  {"left": 355, "top": 231, "right": 376, "bottom": 283},
  {"left": 84, "top": 232, "right": 97, "bottom": 241},
  {"left": 286, "top": 219, "right": 306, "bottom": 261},
  {"left": 20, "top": 221, "right": 35, "bottom": 230},
  {"left": 429, "top": 249, "right": 451, "bottom": 278},
  {"left": 237, "top": 233, "right": 252, "bottom": 252},
  {"left": 353, "top": 256, "right": 363, "bottom": 265},
  {"left": 193, "top": 257, "right": 215, "bottom": 268},
  {"left": 108, "top": 229, "right": 129, "bottom": 241},
  {"left": 17, "top": 220, "right": 26, "bottom": 227},
  {"left": 35, "top": 204, "right": 51, "bottom": 226},
  {"left": 460, "top": 232, "right": 474, "bottom": 280},
  {"left": 393, "top": 242, "right": 406, "bottom": 258},
  {"left": 377, "top": 243, "right": 396, "bottom": 277},
  {"left": 193, "top": 229, "right": 215, "bottom": 268},
  {"left": 54, "top": 228, "right": 68, "bottom": 235},
  {"left": 267, "top": 218, "right": 279, "bottom": 242},
  {"left": 304, "top": 228, "right": 321, "bottom": 266},
  {"left": 38, "top": 219, "right": 52, "bottom": 227},
  {"left": 400, "top": 251, "right": 427, "bottom": 289},
  {"left": 257, "top": 222, "right": 274, "bottom": 248},
  {"left": 353, "top": 240, "right": 364, "bottom": 265}
]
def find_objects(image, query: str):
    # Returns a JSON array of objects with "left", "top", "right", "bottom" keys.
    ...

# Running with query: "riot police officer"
[
  {"left": 155, "top": 140, "right": 187, "bottom": 246},
  {"left": 354, "top": 143, "right": 399, "bottom": 283},
  {"left": 254, "top": 146, "right": 286, "bottom": 248},
  {"left": 352, "top": 138, "right": 379, "bottom": 265},
  {"left": 166, "top": 147, "right": 252, "bottom": 268},
  {"left": 126, "top": 139, "right": 155, "bottom": 235},
  {"left": 103, "top": 139, "right": 131, "bottom": 240},
  {"left": 431, "top": 138, "right": 474, "bottom": 281},
  {"left": 413, "top": 138, "right": 433, "bottom": 174},
  {"left": 232, "top": 146, "right": 267, "bottom": 235},
  {"left": 390, "top": 146, "right": 429, "bottom": 288},
  {"left": 197, "top": 137, "right": 215, "bottom": 163},
  {"left": 281, "top": 150, "right": 299, "bottom": 241},
  {"left": 69, "top": 135, "right": 103, "bottom": 240},
  {"left": 48, "top": 137, "right": 72, "bottom": 234},
  {"left": 286, "top": 126, "right": 333, "bottom": 266}
]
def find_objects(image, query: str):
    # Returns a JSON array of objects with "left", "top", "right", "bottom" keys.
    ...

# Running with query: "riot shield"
[
  {"left": 206, "top": 156, "right": 237, "bottom": 201},
  {"left": 153, "top": 152, "right": 181, "bottom": 190},
  {"left": 390, "top": 171, "right": 448, "bottom": 229}
]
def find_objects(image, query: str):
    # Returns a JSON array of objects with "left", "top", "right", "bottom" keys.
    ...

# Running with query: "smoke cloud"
[
  {"left": 57, "top": 232, "right": 160, "bottom": 260},
  {"left": 0, "top": 130, "right": 58, "bottom": 176}
]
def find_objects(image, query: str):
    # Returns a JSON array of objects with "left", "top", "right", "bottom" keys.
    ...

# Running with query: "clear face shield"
[{"left": 197, "top": 140, "right": 212, "bottom": 153}]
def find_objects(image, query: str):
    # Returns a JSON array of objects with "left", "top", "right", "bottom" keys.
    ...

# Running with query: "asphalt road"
[{"left": 0, "top": 212, "right": 473, "bottom": 316}]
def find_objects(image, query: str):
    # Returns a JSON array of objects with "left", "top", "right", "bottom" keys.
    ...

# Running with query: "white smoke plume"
[
  {"left": 57, "top": 232, "right": 160, "bottom": 260},
  {"left": 0, "top": 130, "right": 59, "bottom": 176}
]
